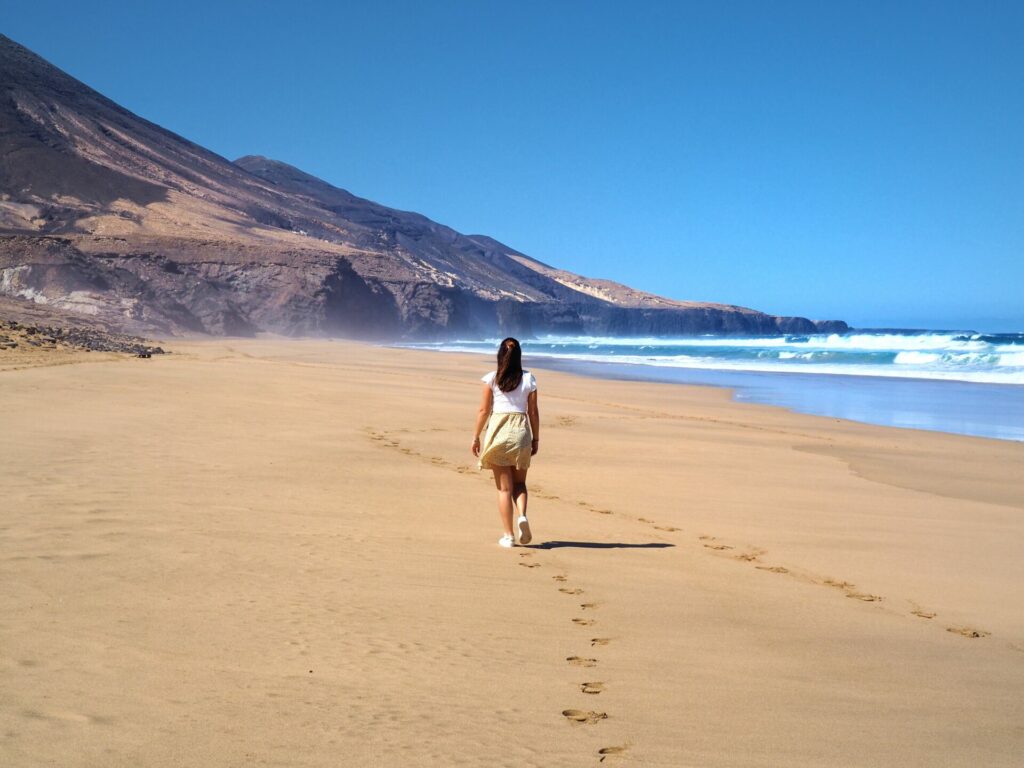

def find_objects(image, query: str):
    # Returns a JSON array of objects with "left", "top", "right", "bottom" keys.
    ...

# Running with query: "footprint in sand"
[
  {"left": 599, "top": 745, "right": 628, "bottom": 761},
  {"left": 947, "top": 626, "right": 990, "bottom": 638},
  {"left": 552, "top": 575, "right": 568, "bottom": 582},
  {"left": 824, "top": 578, "right": 856, "bottom": 590},
  {"left": 638, "top": 517, "right": 654, "bottom": 524},
  {"left": 562, "top": 709, "right": 607, "bottom": 724},
  {"left": 580, "top": 681, "right": 604, "bottom": 695},
  {"left": 572, "top": 618, "right": 596, "bottom": 627},
  {"left": 596, "top": 509, "right": 614, "bottom": 515},
  {"left": 845, "top": 591, "right": 882, "bottom": 602},
  {"left": 567, "top": 656, "right": 598, "bottom": 668},
  {"left": 519, "top": 562, "right": 540, "bottom": 569},
  {"left": 704, "top": 543, "right": 733, "bottom": 550},
  {"left": 698, "top": 535, "right": 713, "bottom": 540},
  {"left": 735, "top": 552, "right": 761, "bottom": 562},
  {"left": 654, "top": 525, "right": 680, "bottom": 532},
  {"left": 519, "top": 551, "right": 533, "bottom": 557},
  {"left": 911, "top": 608, "right": 937, "bottom": 619},
  {"left": 559, "top": 587, "right": 584, "bottom": 595},
  {"left": 756, "top": 565, "right": 789, "bottom": 573},
  {"left": 590, "top": 637, "right": 611, "bottom": 646},
  {"left": 580, "top": 602, "right": 598, "bottom": 610}
]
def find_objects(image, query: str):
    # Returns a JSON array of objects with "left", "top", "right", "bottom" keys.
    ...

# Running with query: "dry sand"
[{"left": 2, "top": 338, "right": 1022, "bottom": 766}]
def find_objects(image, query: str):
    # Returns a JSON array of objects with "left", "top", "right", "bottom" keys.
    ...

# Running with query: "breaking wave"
[{"left": 405, "top": 331, "right": 1024, "bottom": 385}]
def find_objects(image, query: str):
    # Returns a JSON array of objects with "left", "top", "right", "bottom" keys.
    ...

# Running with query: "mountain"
[{"left": 0, "top": 34, "right": 847, "bottom": 339}]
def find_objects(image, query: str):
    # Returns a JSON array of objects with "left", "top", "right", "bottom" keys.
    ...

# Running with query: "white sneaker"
[
  {"left": 498, "top": 534, "right": 515, "bottom": 548},
  {"left": 516, "top": 515, "right": 532, "bottom": 545}
]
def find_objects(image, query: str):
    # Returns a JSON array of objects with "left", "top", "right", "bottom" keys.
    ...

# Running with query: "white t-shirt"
[{"left": 482, "top": 370, "right": 537, "bottom": 414}]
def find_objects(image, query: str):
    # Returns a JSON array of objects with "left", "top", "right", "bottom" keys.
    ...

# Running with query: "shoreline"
[
  {"left": 3, "top": 338, "right": 1022, "bottom": 766},
  {"left": 396, "top": 344, "right": 1024, "bottom": 443}
]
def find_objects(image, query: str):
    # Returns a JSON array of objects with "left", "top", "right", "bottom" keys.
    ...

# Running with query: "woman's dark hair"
[{"left": 495, "top": 337, "right": 524, "bottom": 392}]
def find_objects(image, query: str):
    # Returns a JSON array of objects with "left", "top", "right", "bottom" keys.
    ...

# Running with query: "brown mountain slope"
[{"left": 0, "top": 33, "right": 846, "bottom": 338}]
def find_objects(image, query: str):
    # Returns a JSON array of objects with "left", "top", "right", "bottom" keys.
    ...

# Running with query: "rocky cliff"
[{"left": 0, "top": 34, "right": 847, "bottom": 339}]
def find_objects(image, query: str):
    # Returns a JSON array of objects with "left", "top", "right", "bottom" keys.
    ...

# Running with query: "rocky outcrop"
[
  {"left": 0, "top": 317, "right": 165, "bottom": 355},
  {"left": 0, "top": 34, "right": 847, "bottom": 339}
]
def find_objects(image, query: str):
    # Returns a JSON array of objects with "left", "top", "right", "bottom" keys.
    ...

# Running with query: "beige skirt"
[{"left": 477, "top": 411, "right": 533, "bottom": 471}]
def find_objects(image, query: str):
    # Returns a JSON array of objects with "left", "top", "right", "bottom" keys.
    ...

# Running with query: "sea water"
[{"left": 402, "top": 331, "right": 1024, "bottom": 441}]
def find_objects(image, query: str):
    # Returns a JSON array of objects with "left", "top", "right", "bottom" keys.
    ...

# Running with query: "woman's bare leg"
[
  {"left": 491, "top": 467, "right": 515, "bottom": 536},
  {"left": 512, "top": 467, "right": 529, "bottom": 519}
]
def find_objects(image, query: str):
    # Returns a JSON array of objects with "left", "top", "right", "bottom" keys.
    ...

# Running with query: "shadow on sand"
[{"left": 527, "top": 541, "right": 675, "bottom": 550}]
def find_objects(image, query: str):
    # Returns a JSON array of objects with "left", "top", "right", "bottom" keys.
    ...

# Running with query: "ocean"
[{"left": 401, "top": 331, "right": 1024, "bottom": 442}]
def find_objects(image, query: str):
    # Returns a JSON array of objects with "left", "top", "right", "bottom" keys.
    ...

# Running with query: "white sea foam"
[
  {"left": 406, "top": 332, "right": 1024, "bottom": 385},
  {"left": 894, "top": 351, "right": 941, "bottom": 365},
  {"left": 997, "top": 352, "right": 1024, "bottom": 367},
  {"left": 528, "top": 351, "right": 1024, "bottom": 384},
  {"left": 533, "top": 332, "right": 992, "bottom": 352}
]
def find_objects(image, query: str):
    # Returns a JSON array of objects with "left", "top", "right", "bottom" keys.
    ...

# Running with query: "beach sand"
[{"left": 2, "top": 338, "right": 1022, "bottom": 766}]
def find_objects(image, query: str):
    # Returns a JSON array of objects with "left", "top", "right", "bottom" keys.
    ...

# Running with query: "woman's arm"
[
  {"left": 471, "top": 384, "right": 493, "bottom": 456},
  {"left": 527, "top": 390, "right": 540, "bottom": 455}
]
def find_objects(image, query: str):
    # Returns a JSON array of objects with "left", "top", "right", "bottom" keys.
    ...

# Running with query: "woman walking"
[{"left": 471, "top": 337, "right": 540, "bottom": 547}]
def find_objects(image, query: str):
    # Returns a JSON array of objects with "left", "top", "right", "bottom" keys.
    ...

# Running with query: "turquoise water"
[{"left": 402, "top": 331, "right": 1024, "bottom": 441}]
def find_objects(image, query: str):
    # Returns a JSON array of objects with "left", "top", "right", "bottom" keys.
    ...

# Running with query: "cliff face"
[{"left": 0, "top": 34, "right": 847, "bottom": 339}]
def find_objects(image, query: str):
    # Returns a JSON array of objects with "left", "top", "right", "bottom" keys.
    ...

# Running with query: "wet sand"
[{"left": 2, "top": 338, "right": 1022, "bottom": 766}]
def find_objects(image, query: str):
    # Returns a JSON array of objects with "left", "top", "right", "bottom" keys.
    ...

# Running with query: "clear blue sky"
[{"left": 6, "top": 1, "right": 1023, "bottom": 330}]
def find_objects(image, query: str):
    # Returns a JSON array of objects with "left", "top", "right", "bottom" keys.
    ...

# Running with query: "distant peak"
[
  {"left": 234, "top": 155, "right": 358, "bottom": 200},
  {"left": 234, "top": 155, "right": 290, "bottom": 170},
  {"left": 235, "top": 155, "right": 318, "bottom": 180}
]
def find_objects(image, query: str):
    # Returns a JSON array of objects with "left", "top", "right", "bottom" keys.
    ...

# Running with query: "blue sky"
[{"left": 6, "top": 1, "right": 1023, "bottom": 330}]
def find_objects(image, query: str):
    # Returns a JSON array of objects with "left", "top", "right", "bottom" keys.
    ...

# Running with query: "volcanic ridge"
[{"left": 0, "top": 34, "right": 846, "bottom": 339}]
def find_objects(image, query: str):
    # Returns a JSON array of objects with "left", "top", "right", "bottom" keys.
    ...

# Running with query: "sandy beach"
[{"left": 2, "top": 338, "right": 1022, "bottom": 767}]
